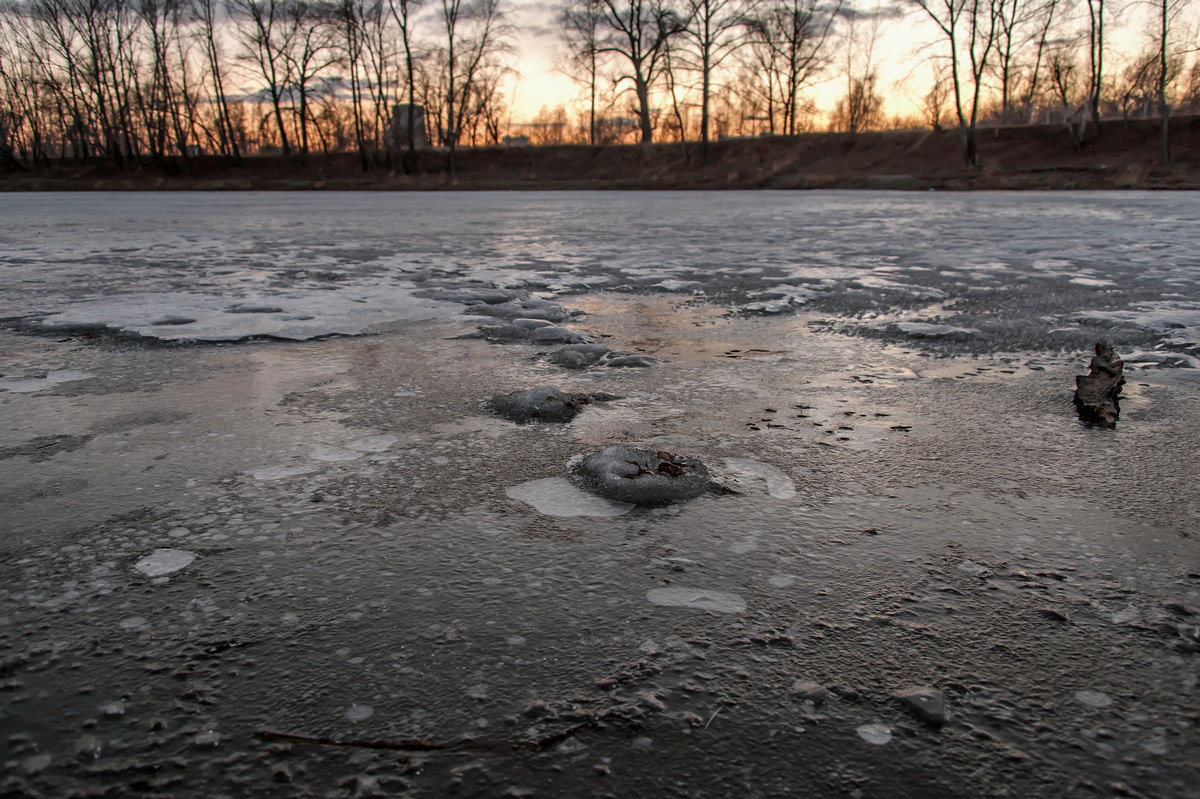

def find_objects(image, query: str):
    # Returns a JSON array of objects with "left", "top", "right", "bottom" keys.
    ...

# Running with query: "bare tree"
[
  {"left": 679, "top": 0, "right": 748, "bottom": 158},
  {"left": 434, "top": 0, "right": 507, "bottom": 172},
  {"left": 744, "top": 0, "right": 840, "bottom": 136},
  {"left": 387, "top": 0, "right": 424, "bottom": 171},
  {"left": 193, "top": 0, "right": 240, "bottom": 160},
  {"left": 231, "top": 0, "right": 297, "bottom": 154},
  {"left": 560, "top": 0, "right": 604, "bottom": 145},
  {"left": 910, "top": 0, "right": 1001, "bottom": 165},
  {"left": 596, "top": 0, "right": 687, "bottom": 143}
]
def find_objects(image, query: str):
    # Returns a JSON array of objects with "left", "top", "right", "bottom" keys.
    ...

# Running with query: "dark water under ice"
[{"left": 1, "top": 191, "right": 1198, "bottom": 798}]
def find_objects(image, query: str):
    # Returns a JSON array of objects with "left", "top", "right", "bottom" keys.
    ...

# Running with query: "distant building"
[
  {"left": 392, "top": 104, "right": 428, "bottom": 149},
  {"left": 501, "top": 135, "right": 530, "bottom": 147}
]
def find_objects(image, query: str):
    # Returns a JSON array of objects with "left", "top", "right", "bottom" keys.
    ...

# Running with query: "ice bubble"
[
  {"left": 573, "top": 446, "right": 712, "bottom": 506},
  {"left": 529, "top": 325, "right": 588, "bottom": 344},
  {"left": 715, "top": 459, "right": 797, "bottom": 499},
  {"left": 646, "top": 587, "right": 746, "bottom": 614},
  {"left": 118, "top": 617, "right": 147, "bottom": 630},
  {"left": 507, "top": 478, "right": 634, "bottom": 518},
  {"left": 0, "top": 369, "right": 95, "bottom": 394},
  {"left": 345, "top": 704, "right": 374, "bottom": 722},
  {"left": 248, "top": 464, "right": 321, "bottom": 481},
  {"left": 856, "top": 724, "right": 892, "bottom": 745},
  {"left": 134, "top": 548, "right": 197, "bottom": 578},
  {"left": 1075, "top": 690, "right": 1113, "bottom": 708}
]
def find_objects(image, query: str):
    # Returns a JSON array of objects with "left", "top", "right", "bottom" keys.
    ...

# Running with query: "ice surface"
[
  {"left": 134, "top": 549, "right": 197, "bottom": 578},
  {"left": 573, "top": 446, "right": 712, "bottom": 506},
  {"left": 308, "top": 446, "right": 363, "bottom": 462},
  {"left": 3, "top": 192, "right": 1198, "bottom": 355},
  {"left": 28, "top": 288, "right": 461, "bottom": 342},
  {"left": 0, "top": 369, "right": 95, "bottom": 393},
  {"left": 646, "top": 587, "right": 746, "bottom": 614},
  {"left": 248, "top": 464, "right": 321, "bottom": 481},
  {"left": 506, "top": 478, "right": 634, "bottom": 517},
  {"left": 345, "top": 435, "right": 399, "bottom": 452}
]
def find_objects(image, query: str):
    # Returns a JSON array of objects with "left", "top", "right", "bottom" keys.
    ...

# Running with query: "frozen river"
[{"left": 1, "top": 191, "right": 1198, "bottom": 797}]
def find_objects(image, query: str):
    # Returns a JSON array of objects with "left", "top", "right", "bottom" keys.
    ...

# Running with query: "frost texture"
[{"left": 572, "top": 446, "right": 712, "bottom": 506}]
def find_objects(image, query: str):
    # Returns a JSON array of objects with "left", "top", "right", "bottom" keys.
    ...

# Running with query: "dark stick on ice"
[{"left": 1074, "top": 341, "right": 1125, "bottom": 427}]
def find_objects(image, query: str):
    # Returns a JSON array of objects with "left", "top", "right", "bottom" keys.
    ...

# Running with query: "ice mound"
[
  {"left": 462, "top": 299, "right": 574, "bottom": 322},
  {"left": 486, "top": 385, "right": 616, "bottom": 423},
  {"left": 572, "top": 446, "right": 712, "bottom": 506},
  {"left": 548, "top": 344, "right": 612, "bottom": 369},
  {"left": 546, "top": 345, "right": 659, "bottom": 369},
  {"left": 412, "top": 287, "right": 521, "bottom": 305},
  {"left": 474, "top": 323, "right": 590, "bottom": 344},
  {"left": 603, "top": 353, "right": 660, "bottom": 368}
]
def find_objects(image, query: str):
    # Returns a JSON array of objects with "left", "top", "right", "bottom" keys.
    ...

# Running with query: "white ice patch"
[
  {"left": 308, "top": 446, "right": 362, "bottom": 463},
  {"left": 1075, "top": 690, "right": 1113, "bottom": 708},
  {"left": 717, "top": 459, "right": 797, "bottom": 499},
  {"left": 506, "top": 477, "right": 634, "bottom": 517},
  {"left": 894, "top": 322, "right": 979, "bottom": 338},
  {"left": 0, "top": 369, "right": 95, "bottom": 393},
  {"left": 646, "top": 587, "right": 746, "bottom": 614},
  {"left": 32, "top": 286, "right": 460, "bottom": 342},
  {"left": 346, "top": 435, "right": 399, "bottom": 452},
  {"left": 134, "top": 549, "right": 197, "bottom": 578},
  {"left": 248, "top": 464, "right": 321, "bottom": 481},
  {"left": 856, "top": 724, "right": 893, "bottom": 745},
  {"left": 1075, "top": 302, "right": 1200, "bottom": 350},
  {"left": 1070, "top": 276, "right": 1118, "bottom": 288}
]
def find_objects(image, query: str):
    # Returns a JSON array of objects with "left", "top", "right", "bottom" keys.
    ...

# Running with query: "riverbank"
[{"left": 2, "top": 115, "right": 1198, "bottom": 192}]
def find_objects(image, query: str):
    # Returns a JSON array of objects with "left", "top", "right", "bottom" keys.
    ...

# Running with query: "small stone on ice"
[
  {"left": 893, "top": 686, "right": 949, "bottom": 725},
  {"left": 100, "top": 700, "right": 125, "bottom": 717},
  {"left": 134, "top": 548, "right": 197, "bottom": 578},
  {"left": 1075, "top": 690, "right": 1113, "bottom": 708},
  {"left": 345, "top": 704, "right": 374, "bottom": 722},
  {"left": 856, "top": 723, "right": 892, "bottom": 745}
]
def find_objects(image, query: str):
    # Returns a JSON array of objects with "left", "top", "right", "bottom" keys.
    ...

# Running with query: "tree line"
[{"left": 1, "top": 0, "right": 1197, "bottom": 172}]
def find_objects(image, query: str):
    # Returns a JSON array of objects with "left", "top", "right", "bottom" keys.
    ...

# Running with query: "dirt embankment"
[{"left": 2, "top": 115, "right": 1198, "bottom": 191}]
